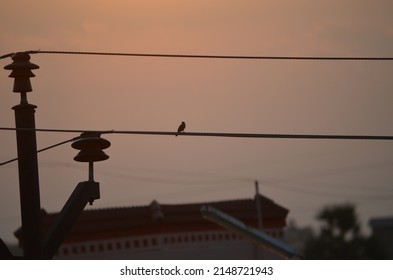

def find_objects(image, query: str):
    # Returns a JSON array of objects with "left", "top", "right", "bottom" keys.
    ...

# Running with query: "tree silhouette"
[{"left": 304, "top": 203, "right": 386, "bottom": 259}]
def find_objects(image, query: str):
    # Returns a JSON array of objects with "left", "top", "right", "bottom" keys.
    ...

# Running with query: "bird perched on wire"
[{"left": 176, "top": 121, "right": 186, "bottom": 136}]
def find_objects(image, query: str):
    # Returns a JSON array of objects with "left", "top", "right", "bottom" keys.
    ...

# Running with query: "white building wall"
[{"left": 54, "top": 229, "right": 285, "bottom": 260}]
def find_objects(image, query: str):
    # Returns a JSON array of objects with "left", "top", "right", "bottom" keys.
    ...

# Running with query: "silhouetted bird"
[{"left": 176, "top": 121, "right": 186, "bottom": 136}]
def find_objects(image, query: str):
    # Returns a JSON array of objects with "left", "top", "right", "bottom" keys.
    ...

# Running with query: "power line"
[
  {"left": 2, "top": 135, "right": 392, "bottom": 201},
  {"left": 0, "top": 52, "right": 15, "bottom": 59},
  {"left": 32, "top": 50, "right": 393, "bottom": 61},
  {"left": 1, "top": 127, "right": 393, "bottom": 141},
  {"left": 2, "top": 127, "right": 392, "bottom": 166},
  {"left": 2, "top": 50, "right": 393, "bottom": 61},
  {"left": 113, "top": 130, "right": 393, "bottom": 141},
  {"left": 0, "top": 137, "right": 78, "bottom": 166},
  {"left": 0, "top": 127, "right": 113, "bottom": 134},
  {"left": 36, "top": 160, "right": 393, "bottom": 200},
  {"left": 263, "top": 182, "right": 393, "bottom": 201}
]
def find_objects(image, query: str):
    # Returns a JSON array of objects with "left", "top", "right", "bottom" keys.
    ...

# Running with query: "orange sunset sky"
[{"left": 1, "top": 0, "right": 393, "bottom": 243}]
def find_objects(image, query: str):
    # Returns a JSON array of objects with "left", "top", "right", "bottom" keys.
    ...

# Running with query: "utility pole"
[
  {"left": 255, "top": 180, "right": 263, "bottom": 230},
  {"left": 2, "top": 52, "right": 111, "bottom": 259},
  {"left": 4, "top": 52, "right": 42, "bottom": 259},
  {"left": 254, "top": 180, "right": 263, "bottom": 259}
]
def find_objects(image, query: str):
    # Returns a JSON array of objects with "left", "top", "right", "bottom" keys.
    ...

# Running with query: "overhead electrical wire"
[
  {"left": 1, "top": 49, "right": 392, "bottom": 231},
  {"left": 0, "top": 127, "right": 113, "bottom": 134},
  {"left": 1, "top": 127, "right": 393, "bottom": 140},
  {"left": 1, "top": 129, "right": 392, "bottom": 200},
  {"left": 30, "top": 159, "right": 393, "bottom": 200},
  {"left": 1, "top": 126, "right": 392, "bottom": 167},
  {"left": 0, "top": 136, "right": 79, "bottom": 166},
  {"left": 263, "top": 182, "right": 393, "bottom": 201},
  {"left": 34, "top": 50, "right": 393, "bottom": 61},
  {"left": 1, "top": 50, "right": 392, "bottom": 194},
  {"left": 1, "top": 50, "right": 393, "bottom": 61}
]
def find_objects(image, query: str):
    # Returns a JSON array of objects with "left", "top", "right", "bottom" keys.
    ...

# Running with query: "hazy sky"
[{"left": 1, "top": 0, "right": 393, "bottom": 243}]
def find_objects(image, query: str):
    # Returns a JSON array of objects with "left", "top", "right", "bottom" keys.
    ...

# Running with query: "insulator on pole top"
[{"left": 4, "top": 52, "right": 39, "bottom": 94}]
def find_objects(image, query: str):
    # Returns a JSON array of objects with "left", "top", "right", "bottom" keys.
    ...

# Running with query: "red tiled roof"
[{"left": 16, "top": 195, "right": 288, "bottom": 243}]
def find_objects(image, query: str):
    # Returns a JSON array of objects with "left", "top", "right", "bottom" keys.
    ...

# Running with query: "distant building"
[
  {"left": 15, "top": 195, "right": 290, "bottom": 259},
  {"left": 369, "top": 216, "right": 393, "bottom": 259}
]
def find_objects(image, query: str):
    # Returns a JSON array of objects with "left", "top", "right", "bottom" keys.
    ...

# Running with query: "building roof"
[{"left": 15, "top": 195, "right": 288, "bottom": 243}]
